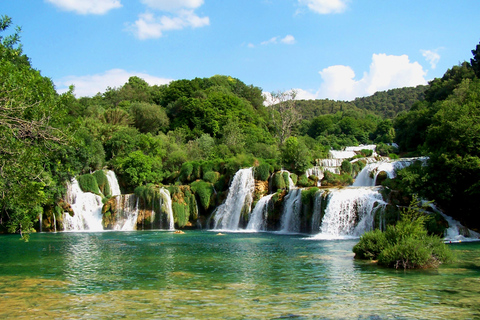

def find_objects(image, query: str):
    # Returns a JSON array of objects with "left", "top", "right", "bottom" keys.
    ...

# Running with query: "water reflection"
[{"left": 0, "top": 232, "right": 479, "bottom": 319}]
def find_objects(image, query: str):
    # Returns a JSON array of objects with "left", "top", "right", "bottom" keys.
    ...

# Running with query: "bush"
[
  {"left": 179, "top": 162, "right": 193, "bottom": 182},
  {"left": 301, "top": 187, "right": 319, "bottom": 205},
  {"left": 297, "top": 174, "right": 310, "bottom": 187},
  {"left": 273, "top": 172, "right": 287, "bottom": 190},
  {"left": 190, "top": 180, "right": 214, "bottom": 210},
  {"left": 255, "top": 163, "right": 271, "bottom": 181},
  {"left": 353, "top": 195, "right": 454, "bottom": 269},
  {"left": 340, "top": 160, "right": 352, "bottom": 174},
  {"left": 203, "top": 171, "right": 220, "bottom": 184},
  {"left": 360, "top": 149, "right": 373, "bottom": 157},
  {"left": 77, "top": 174, "right": 100, "bottom": 195},
  {"left": 93, "top": 170, "right": 111, "bottom": 196}
]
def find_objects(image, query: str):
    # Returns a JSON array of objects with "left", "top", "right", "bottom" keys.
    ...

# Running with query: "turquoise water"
[{"left": 0, "top": 231, "right": 479, "bottom": 319}]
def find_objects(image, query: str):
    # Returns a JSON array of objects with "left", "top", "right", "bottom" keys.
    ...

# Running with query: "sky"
[{"left": 3, "top": 0, "right": 480, "bottom": 101}]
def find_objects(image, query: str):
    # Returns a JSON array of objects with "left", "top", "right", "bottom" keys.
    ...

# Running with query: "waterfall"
[
  {"left": 112, "top": 194, "right": 139, "bottom": 231},
  {"left": 63, "top": 178, "right": 104, "bottom": 232},
  {"left": 353, "top": 157, "right": 427, "bottom": 187},
  {"left": 159, "top": 188, "right": 175, "bottom": 230},
  {"left": 53, "top": 213, "right": 57, "bottom": 233},
  {"left": 305, "top": 167, "right": 323, "bottom": 186},
  {"left": 246, "top": 194, "right": 274, "bottom": 232},
  {"left": 106, "top": 170, "right": 121, "bottom": 196},
  {"left": 213, "top": 168, "right": 255, "bottom": 231},
  {"left": 279, "top": 188, "right": 303, "bottom": 233},
  {"left": 311, "top": 190, "right": 325, "bottom": 232},
  {"left": 39, "top": 213, "right": 42, "bottom": 232},
  {"left": 314, "top": 187, "right": 386, "bottom": 239}
]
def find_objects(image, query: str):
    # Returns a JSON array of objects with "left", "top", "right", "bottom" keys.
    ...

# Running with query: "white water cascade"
[
  {"left": 311, "top": 190, "right": 325, "bottom": 232},
  {"left": 63, "top": 178, "right": 104, "bottom": 232},
  {"left": 279, "top": 188, "right": 303, "bottom": 233},
  {"left": 213, "top": 168, "right": 255, "bottom": 231},
  {"left": 246, "top": 194, "right": 274, "bottom": 232},
  {"left": 313, "top": 187, "right": 387, "bottom": 239},
  {"left": 159, "top": 188, "right": 175, "bottom": 230},
  {"left": 106, "top": 170, "right": 121, "bottom": 196},
  {"left": 353, "top": 157, "right": 427, "bottom": 187},
  {"left": 114, "top": 194, "right": 139, "bottom": 231}
]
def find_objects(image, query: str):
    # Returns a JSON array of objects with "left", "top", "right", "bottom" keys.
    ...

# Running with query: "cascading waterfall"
[
  {"left": 159, "top": 188, "right": 175, "bottom": 230},
  {"left": 353, "top": 157, "right": 427, "bottom": 187},
  {"left": 106, "top": 170, "right": 121, "bottom": 196},
  {"left": 305, "top": 167, "right": 323, "bottom": 186},
  {"left": 311, "top": 190, "right": 325, "bottom": 232},
  {"left": 114, "top": 195, "right": 139, "bottom": 231},
  {"left": 213, "top": 168, "right": 255, "bottom": 231},
  {"left": 314, "top": 187, "right": 387, "bottom": 239},
  {"left": 246, "top": 194, "right": 274, "bottom": 232},
  {"left": 279, "top": 188, "right": 303, "bottom": 233},
  {"left": 63, "top": 178, "right": 104, "bottom": 231}
]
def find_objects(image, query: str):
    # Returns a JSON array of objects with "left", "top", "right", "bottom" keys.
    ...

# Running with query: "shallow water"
[{"left": 0, "top": 231, "right": 479, "bottom": 319}]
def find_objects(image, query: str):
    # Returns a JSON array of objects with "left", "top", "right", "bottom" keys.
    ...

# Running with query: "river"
[{"left": 0, "top": 231, "right": 479, "bottom": 319}]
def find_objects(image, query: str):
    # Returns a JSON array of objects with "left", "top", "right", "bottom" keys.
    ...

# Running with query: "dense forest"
[{"left": 1, "top": 15, "right": 479, "bottom": 236}]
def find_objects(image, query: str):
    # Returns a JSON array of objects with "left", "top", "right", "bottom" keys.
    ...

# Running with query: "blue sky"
[{"left": 3, "top": 0, "right": 480, "bottom": 100}]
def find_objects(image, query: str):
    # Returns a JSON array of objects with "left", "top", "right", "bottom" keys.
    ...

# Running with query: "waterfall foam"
[
  {"left": 213, "top": 168, "right": 255, "bottom": 231},
  {"left": 246, "top": 194, "right": 274, "bottom": 232},
  {"left": 106, "top": 170, "right": 121, "bottom": 196},
  {"left": 114, "top": 195, "right": 139, "bottom": 231},
  {"left": 313, "top": 187, "right": 386, "bottom": 239},
  {"left": 63, "top": 178, "right": 104, "bottom": 231},
  {"left": 279, "top": 188, "right": 303, "bottom": 233},
  {"left": 159, "top": 188, "right": 175, "bottom": 230}
]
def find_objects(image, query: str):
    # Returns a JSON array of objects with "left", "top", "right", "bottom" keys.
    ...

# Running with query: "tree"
[
  {"left": 267, "top": 90, "right": 301, "bottom": 145},
  {"left": 0, "top": 16, "right": 67, "bottom": 239},
  {"left": 130, "top": 102, "right": 169, "bottom": 134},
  {"left": 471, "top": 41, "right": 480, "bottom": 78}
]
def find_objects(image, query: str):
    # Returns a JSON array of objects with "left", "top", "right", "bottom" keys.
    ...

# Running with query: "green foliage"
[
  {"left": 301, "top": 187, "right": 319, "bottom": 205},
  {"left": 172, "top": 202, "right": 188, "bottom": 227},
  {"left": 254, "top": 163, "right": 271, "bottom": 181},
  {"left": 280, "top": 137, "right": 312, "bottom": 173},
  {"left": 203, "top": 171, "right": 219, "bottom": 184},
  {"left": 353, "top": 196, "right": 454, "bottom": 269},
  {"left": 340, "top": 160, "right": 352, "bottom": 175},
  {"left": 272, "top": 172, "right": 287, "bottom": 190},
  {"left": 112, "top": 151, "right": 163, "bottom": 189},
  {"left": 77, "top": 174, "right": 101, "bottom": 195},
  {"left": 93, "top": 170, "right": 111, "bottom": 197},
  {"left": 190, "top": 180, "right": 214, "bottom": 210},
  {"left": 321, "top": 171, "right": 353, "bottom": 186}
]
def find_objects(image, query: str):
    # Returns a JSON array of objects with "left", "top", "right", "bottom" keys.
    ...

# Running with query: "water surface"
[{"left": 0, "top": 231, "right": 479, "bottom": 319}]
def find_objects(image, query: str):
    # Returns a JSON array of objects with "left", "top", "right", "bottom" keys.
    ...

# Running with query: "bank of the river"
[{"left": 1, "top": 231, "right": 479, "bottom": 319}]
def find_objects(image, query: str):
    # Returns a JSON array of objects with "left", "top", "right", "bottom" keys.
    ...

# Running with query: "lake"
[{"left": 0, "top": 231, "right": 479, "bottom": 319}]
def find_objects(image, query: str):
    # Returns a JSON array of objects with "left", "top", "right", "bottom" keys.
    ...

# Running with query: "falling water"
[
  {"left": 353, "top": 157, "right": 427, "bottom": 187},
  {"left": 213, "top": 168, "right": 255, "bottom": 231},
  {"left": 305, "top": 167, "right": 323, "bottom": 186},
  {"left": 279, "top": 188, "right": 303, "bottom": 233},
  {"left": 246, "top": 194, "right": 274, "bottom": 232},
  {"left": 314, "top": 187, "right": 387, "bottom": 239},
  {"left": 114, "top": 195, "right": 139, "bottom": 231},
  {"left": 106, "top": 170, "right": 121, "bottom": 196},
  {"left": 63, "top": 178, "right": 104, "bottom": 231},
  {"left": 311, "top": 190, "right": 325, "bottom": 232},
  {"left": 159, "top": 188, "right": 175, "bottom": 230}
]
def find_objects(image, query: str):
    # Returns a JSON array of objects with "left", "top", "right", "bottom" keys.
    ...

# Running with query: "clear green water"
[{"left": 0, "top": 231, "right": 479, "bottom": 319}]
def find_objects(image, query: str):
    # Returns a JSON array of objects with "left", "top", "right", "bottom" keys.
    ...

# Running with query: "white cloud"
[
  {"left": 129, "top": 0, "right": 209, "bottom": 39},
  {"left": 140, "top": 0, "right": 204, "bottom": 12},
  {"left": 260, "top": 35, "right": 295, "bottom": 46},
  {"left": 281, "top": 35, "right": 296, "bottom": 45},
  {"left": 421, "top": 49, "right": 441, "bottom": 69},
  {"left": 129, "top": 10, "right": 209, "bottom": 39},
  {"left": 298, "top": 53, "right": 427, "bottom": 101},
  {"left": 298, "top": 0, "right": 348, "bottom": 14},
  {"left": 45, "top": 0, "right": 122, "bottom": 15},
  {"left": 55, "top": 69, "right": 173, "bottom": 97},
  {"left": 261, "top": 37, "right": 278, "bottom": 45}
]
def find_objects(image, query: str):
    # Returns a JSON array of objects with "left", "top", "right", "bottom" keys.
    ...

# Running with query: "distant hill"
[{"left": 296, "top": 85, "right": 427, "bottom": 121}]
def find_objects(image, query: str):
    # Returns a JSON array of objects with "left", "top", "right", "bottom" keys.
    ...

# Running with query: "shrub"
[
  {"left": 340, "top": 160, "right": 352, "bottom": 174},
  {"left": 297, "top": 174, "right": 310, "bottom": 187},
  {"left": 360, "top": 149, "right": 373, "bottom": 157},
  {"left": 190, "top": 180, "right": 214, "bottom": 210},
  {"left": 353, "top": 195, "right": 454, "bottom": 269},
  {"left": 172, "top": 202, "right": 188, "bottom": 227},
  {"left": 273, "top": 172, "right": 287, "bottom": 190},
  {"left": 255, "top": 163, "right": 271, "bottom": 181},
  {"left": 203, "top": 171, "right": 220, "bottom": 184},
  {"left": 93, "top": 170, "right": 111, "bottom": 196},
  {"left": 301, "top": 187, "right": 319, "bottom": 205},
  {"left": 179, "top": 162, "right": 193, "bottom": 182},
  {"left": 78, "top": 174, "right": 100, "bottom": 195}
]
